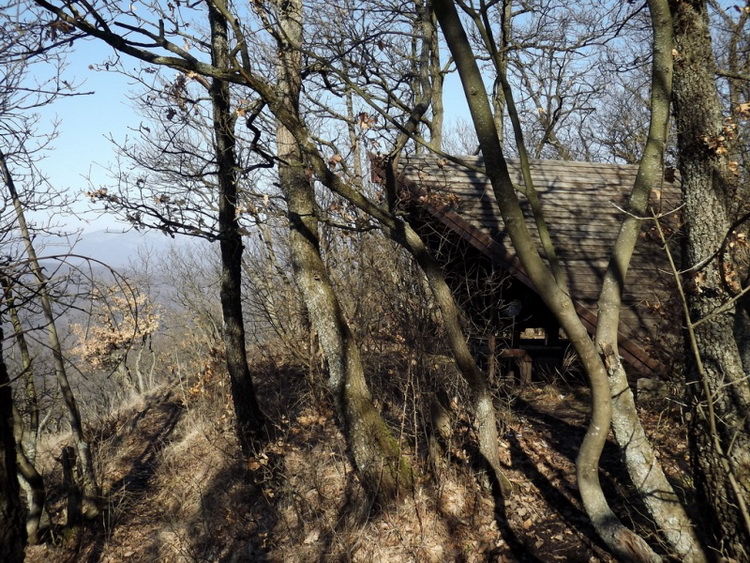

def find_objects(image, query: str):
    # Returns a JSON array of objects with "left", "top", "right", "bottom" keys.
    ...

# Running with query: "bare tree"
[
  {"left": 670, "top": 0, "right": 750, "bottom": 558},
  {"left": 0, "top": 324, "right": 25, "bottom": 562},
  {"left": 2, "top": 151, "right": 101, "bottom": 521},
  {"left": 1, "top": 0, "right": 102, "bottom": 529},
  {"left": 83, "top": 27, "right": 271, "bottom": 453},
  {"left": 433, "top": 0, "right": 704, "bottom": 559}
]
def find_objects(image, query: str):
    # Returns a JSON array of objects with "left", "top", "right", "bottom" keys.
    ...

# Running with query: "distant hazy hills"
[{"left": 37, "top": 229, "right": 209, "bottom": 271}]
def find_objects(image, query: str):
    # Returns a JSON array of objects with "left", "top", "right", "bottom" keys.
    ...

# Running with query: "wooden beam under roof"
[{"left": 373, "top": 154, "right": 682, "bottom": 376}]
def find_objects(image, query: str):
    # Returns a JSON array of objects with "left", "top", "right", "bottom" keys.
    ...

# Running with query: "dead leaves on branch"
[
  {"left": 702, "top": 118, "right": 737, "bottom": 156},
  {"left": 70, "top": 286, "right": 160, "bottom": 371},
  {"left": 399, "top": 184, "right": 461, "bottom": 209},
  {"left": 357, "top": 112, "right": 378, "bottom": 130},
  {"left": 46, "top": 20, "right": 74, "bottom": 40}
]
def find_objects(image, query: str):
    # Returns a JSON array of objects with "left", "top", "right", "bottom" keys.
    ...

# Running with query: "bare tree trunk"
[
  {"left": 133, "top": 343, "right": 147, "bottom": 394},
  {"left": 11, "top": 404, "right": 48, "bottom": 544},
  {"left": 1, "top": 277, "right": 38, "bottom": 462},
  {"left": 3, "top": 286, "right": 48, "bottom": 543},
  {"left": 594, "top": 1, "right": 706, "bottom": 560},
  {"left": 207, "top": 3, "right": 266, "bottom": 454},
  {"left": 413, "top": 0, "right": 444, "bottom": 151},
  {"left": 280, "top": 147, "right": 414, "bottom": 500},
  {"left": 274, "top": 0, "right": 413, "bottom": 502},
  {"left": 432, "top": 1, "right": 660, "bottom": 559},
  {"left": 399, "top": 220, "right": 511, "bottom": 495},
  {"left": 1, "top": 276, "right": 49, "bottom": 542},
  {"left": 0, "top": 324, "right": 26, "bottom": 562},
  {"left": 427, "top": 6, "right": 444, "bottom": 151},
  {"left": 491, "top": 0, "right": 511, "bottom": 145},
  {"left": 671, "top": 0, "right": 750, "bottom": 557},
  {"left": 376, "top": 2, "right": 509, "bottom": 494},
  {"left": 1, "top": 149, "right": 99, "bottom": 521}
]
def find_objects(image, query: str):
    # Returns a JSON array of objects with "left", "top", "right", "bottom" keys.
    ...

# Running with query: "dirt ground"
[{"left": 24, "top": 372, "right": 692, "bottom": 562}]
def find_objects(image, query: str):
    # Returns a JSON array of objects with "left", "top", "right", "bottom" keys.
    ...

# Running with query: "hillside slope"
[{"left": 24, "top": 365, "right": 691, "bottom": 562}]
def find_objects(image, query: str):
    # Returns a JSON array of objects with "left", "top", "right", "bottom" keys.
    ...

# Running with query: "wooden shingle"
[{"left": 381, "top": 154, "right": 681, "bottom": 375}]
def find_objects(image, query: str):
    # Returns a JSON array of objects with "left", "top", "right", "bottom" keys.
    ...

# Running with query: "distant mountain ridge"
[{"left": 37, "top": 229, "right": 208, "bottom": 271}]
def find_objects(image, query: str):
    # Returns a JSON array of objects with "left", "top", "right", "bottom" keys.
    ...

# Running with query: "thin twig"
[{"left": 651, "top": 208, "right": 750, "bottom": 540}]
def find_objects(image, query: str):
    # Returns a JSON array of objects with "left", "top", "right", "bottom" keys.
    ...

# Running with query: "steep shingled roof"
[{"left": 379, "top": 154, "right": 681, "bottom": 375}]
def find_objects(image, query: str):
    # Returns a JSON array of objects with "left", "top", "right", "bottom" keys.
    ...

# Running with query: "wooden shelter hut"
[{"left": 373, "top": 154, "right": 682, "bottom": 381}]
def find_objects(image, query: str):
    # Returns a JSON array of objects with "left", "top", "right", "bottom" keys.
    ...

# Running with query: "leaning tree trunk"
[
  {"left": 432, "top": 0, "right": 661, "bottom": 559},
  {"left": 378, "top": 2, "right": 509, "bottom": 495},
  {"left": 400, "top": 221, "right": 511, "bottom": 495},
  {"left": 207, "top": 2, "right": 266, "bottom": 454},
  {"left": 670, "top": 0, "right": 750, "bottom": 557},
  {"left": 0, "top": 325, "right": 27, "bottom": 562},
  {"left": 273, "top": 0, "right": 413, "bottom": 502},
  {"left": 1, "top": 149, "right": 99, "bottom": 521},
  {"left": 277, "top": 132, "right": 414, "bottom": 501}
]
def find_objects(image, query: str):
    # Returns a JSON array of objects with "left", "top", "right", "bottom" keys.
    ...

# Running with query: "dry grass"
[{"left": 23, "top": 349, "right": 693, "bottom": 563}]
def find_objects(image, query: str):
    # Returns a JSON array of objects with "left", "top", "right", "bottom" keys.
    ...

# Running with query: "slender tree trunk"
[
  {"left": 413, "top": 0, "right": 443, "bottom": 152},
  {"left": 427, "top": 7, "right": 444, "bottom": 151},
  {"left": 595, "top": 2, "right": 706, "bottom": 560},
  {"left": 378, "top": 1, "right": 509, "bottom": 494},
  {"left": 399, "top": 219, "right": 511, "bottom": 495},
  {"left": 432, "top": 1, "right": 660, "bottom": 559},
  {"left": 281, "top": 148, "right": 414, "bottom": 500},
  {"left": 1, "top": 149, "right": 99, "bottom": 521},
  {"left": 3, "top": 283, "right": 47, "bottom": 543},
  {"left": 671, "top": 0, "right": 750, "bottom": 557},
  {"left": 12, "top": 404, "right": 47, "bottom": 545},
  {"left": 207, "top": 2, "right": 266, "bottom": 454},
  {"left": 1, "top": 277, "right": 38, "bottom": 463},
  {"left": 0, "top": 324, "right": 26, "bottom": 563},
  {"left": 491, "top": 0, "right": 511, "bottom": 145},
  {"left": 274, "top": 0, "right": 413, "bottom": 501}
]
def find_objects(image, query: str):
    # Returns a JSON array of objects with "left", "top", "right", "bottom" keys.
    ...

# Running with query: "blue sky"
[
  {"left": 33, "top": 31, "right": 469, "bottom": 235},
  {"left": 34, "top": 38, "right": 141, "bottom": 233}
]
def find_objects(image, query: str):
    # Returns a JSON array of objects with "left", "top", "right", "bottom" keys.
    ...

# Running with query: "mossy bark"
[
  {"left": 274, "top": 0, "right": 413, "bottom": 501},
  {"left": 671, "top": 1, "right": 750, "bottom": 556}
]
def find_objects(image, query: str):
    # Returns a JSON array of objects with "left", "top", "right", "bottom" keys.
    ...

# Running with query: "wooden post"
[{"left": 499, "top": 349, "right": 533, "bottom": 386}]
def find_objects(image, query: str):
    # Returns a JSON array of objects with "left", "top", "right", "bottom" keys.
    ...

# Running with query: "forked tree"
[{"left": 432, "top": 0, "right": 704, "bottom": 559}]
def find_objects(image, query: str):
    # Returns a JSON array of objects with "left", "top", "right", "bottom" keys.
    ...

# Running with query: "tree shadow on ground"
[
  {"left": 84, "top": 390, "right": 185, "bottom": 563},
  {"left": 176, "top": 460, "right": 277, "bottom": 562},
  {"left": 511, "top": 394, "right": 669, "bottom": 557}
]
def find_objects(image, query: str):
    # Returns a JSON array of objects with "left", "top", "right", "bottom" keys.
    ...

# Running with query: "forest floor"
[{"left": 24, "top": 362, "right": 694, "bottom": 562}]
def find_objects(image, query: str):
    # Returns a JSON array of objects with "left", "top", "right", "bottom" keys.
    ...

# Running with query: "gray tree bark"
[
  {"left": 273, "top": 0, "right": 414, "bottom": 501},
  {"left": 595, "top": 1, "right": 705, "bottom": 559},
  {"left": 671, "top": 0, "right": 750, "bottom": 557},
  {"left": 432, "top": 0, "right": 661, "bottom": 559}
]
